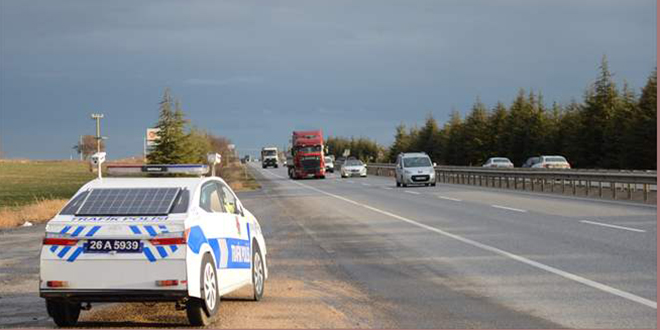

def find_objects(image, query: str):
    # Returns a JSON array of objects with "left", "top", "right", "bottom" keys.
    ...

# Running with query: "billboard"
[{"left": 146, "top": 128, "right": 160, "bottom": 147}]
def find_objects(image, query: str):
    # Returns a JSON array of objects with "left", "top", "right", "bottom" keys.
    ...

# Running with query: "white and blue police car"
[{"left": 39, "top": 156, "right": 268, "bottom": 327}]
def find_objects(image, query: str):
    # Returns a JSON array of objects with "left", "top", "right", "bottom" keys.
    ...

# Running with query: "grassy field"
[
  {"left": 0, "top": 160, "right": 95, "bottom": 208},
  {"left": 0, "top": 159, "right": 259, "bottom": 228}
]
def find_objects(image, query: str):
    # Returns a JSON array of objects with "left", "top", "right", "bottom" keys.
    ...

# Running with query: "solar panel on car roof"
[{"left": 75, "top": 188, "right": 181, "bottom": 216}]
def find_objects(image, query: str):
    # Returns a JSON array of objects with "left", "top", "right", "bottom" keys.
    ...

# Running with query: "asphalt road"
[
  {"left": 250, "top": 163, "right": 656, "bottom": 328},
  {"left": 1, "top": 163, "right": 656, "bottom": 328}
]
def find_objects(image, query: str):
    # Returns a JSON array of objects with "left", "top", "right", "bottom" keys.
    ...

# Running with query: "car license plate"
[{"left": 85, "top": 239, "right": 142, "bottom": 253}]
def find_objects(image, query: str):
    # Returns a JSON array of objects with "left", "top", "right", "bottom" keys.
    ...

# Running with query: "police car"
[{"left": 39, "top": 154, "right": 268, "bottom": 326}]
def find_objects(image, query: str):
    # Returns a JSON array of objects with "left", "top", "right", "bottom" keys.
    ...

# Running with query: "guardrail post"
[
  {"left": 611, "top": 182, "right": 616, "bottom": 200},
  {"left": 562, "top": 179, "right": 565, "bottom": 194},
  {"left": 531, "top": 178, "right": 535, "bottom": 191},
  {"left": 627, "top": 183, "right": 632, "bottom": 200},
  {"left": 643, "top": 184, "right": 648, "bottom": 202},
  {"left": 541, "top": 178, "right": 545, "bottom": 192},
  {"left": 586, "top": 181, "right": 590, "bottom": 196},
  {"left": 572, "top": 180, "right": 576, "bottom": 195},
  {"left": 598, "top": 181, "right": 603, "bottom": 198}
]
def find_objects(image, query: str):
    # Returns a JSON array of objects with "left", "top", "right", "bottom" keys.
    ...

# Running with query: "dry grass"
[
  {"left": 0, "top": 198, "right": 68, "bottom": 229},
  {"left": 0, "top": 158, "right": 259, "bottom": 229},
  {"left": 219, "top": 161, "right": 260, "bottom": 191}
]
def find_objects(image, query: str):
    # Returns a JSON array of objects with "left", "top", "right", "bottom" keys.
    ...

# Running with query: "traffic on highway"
[{"left": 0, "top": 1, "right": 656, "bottom": 329}]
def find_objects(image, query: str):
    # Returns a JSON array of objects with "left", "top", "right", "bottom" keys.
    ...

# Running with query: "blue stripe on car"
[
  {"left": 129, "top": 226, "right": 141, "bottom": 235},
  {"left": 71, "top": 226, "right": 85, "bottom": 237},
  {"left": 156, "top": 246, "right": 168, "bottom": 258},
  {"left": 57, "top": 246, "right": 72, "bottom": 258},
  {"left": 85, "top": 226, "right": 101, "bottom": 237},
  {"left": 67, "top": 247, "right": 83, "bottom": 262},
  {"left": 143, "top": 248, "right": 157, "bottom": 262},
  {"left": 145, "top": 226, "right": 157, "bottom": 237}
]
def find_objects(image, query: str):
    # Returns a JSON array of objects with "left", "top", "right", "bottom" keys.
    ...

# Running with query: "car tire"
[
  {"left": 275, "top": 165, "right": 278, "bottom": 168},
  {"left": 46, "top": 299, "right": 81, "bottom": 327},
  {"left": 396, "top": 181, "right": 400, "bottom": 187},
  {"left": 252, "top": 243, "right": 265, "bottom": 301},
  {"left": 187, "top": 254, "right": 219, "bottom": 326},
  {"left": 431, "top": 183, "right": 436, "bottom": 187},
  {"left": 402, "top": 182, "right": 407, "bottom": 187}
]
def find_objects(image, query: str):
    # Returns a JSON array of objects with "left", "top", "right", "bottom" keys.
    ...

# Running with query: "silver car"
[
  {"left": 340, "top": 159, "right": 367, "bottom": 178},
  {"left": 395, "top": 152, "right": 436, "bottom": 187},
  {"left": 482, "top": 157, "right": 514, "bottom": 168}
]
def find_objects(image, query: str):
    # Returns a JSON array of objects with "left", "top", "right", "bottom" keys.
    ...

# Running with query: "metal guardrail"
[{"left": 367, "top": 163, "right": 657, "bottom": 203}]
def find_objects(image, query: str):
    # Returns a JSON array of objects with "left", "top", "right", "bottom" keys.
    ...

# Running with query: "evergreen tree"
[
  {"left": 148, "top": 89, "right": 193, "bottom": 164},
  {"left": 487, "top": 102, "right": 509, "bottom": 157},
  {"left": 415, "top": 114, "right": 444, "bottom": 162},
  {"left": 388, "top": 124, "right": 411, "bottom": 161},
  {"left": 580, "top": 55, "right": 620, "bottom": 167},
  {"left": 627, "top": 68, "right": 657, "bottom": 169},
  {"left": 463, "top": 98, "right": 490, "bottom": 165},
  {"left": 444, "top": 110, "right": 466, "bottom": 165}
]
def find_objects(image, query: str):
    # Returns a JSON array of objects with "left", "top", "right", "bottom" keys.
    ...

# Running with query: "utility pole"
[{"left": 91, "top": 113, "right": 104, "bottom": 153}]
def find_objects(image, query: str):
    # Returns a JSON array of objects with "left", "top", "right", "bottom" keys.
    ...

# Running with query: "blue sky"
[{"left": 0, "top": 0, "right": 656, "bottom": 159}]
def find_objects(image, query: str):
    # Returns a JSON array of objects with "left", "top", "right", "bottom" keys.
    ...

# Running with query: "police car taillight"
[
  {"left": 155, "top": 280, "right": 179, "bottom": 287},
  {"left": 46, "top": 281, "right": 69, "bottom": 288},
  {"left": 42, "top": 238, "right": 78, "bottom": 246},
  {"left": 150, "top": 237, "right": 187, "bottom": 245}
]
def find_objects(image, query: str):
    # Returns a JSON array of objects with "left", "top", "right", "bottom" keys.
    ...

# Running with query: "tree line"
[
  {"left": 148, "top": 88, "right": 235, "bottom": 169},
  {"left": 387, "top": 57, "right": 656, "bottom": 169},
  {"left": 325, "top": 136, "right": 386, "bottom": 162}
]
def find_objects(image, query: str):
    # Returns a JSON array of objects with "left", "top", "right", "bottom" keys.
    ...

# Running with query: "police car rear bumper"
[{"left": 40, "top": 289, "right": 188, "bottom": 302}]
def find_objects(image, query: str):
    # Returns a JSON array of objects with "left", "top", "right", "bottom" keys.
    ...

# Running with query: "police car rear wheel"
[
  {"left": 46, "top": 299, "right": 81, "bottom": 327},
  {"left": 252, "top": 244, "right": 265, "bottom": 301},
  {"left": 187, "top": 254, "right": 219, "bottom": 326}
]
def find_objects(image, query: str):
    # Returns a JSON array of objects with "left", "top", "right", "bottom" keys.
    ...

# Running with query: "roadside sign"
[
  {"left": 343, "top": 149, "right": 350, "bottom": 157},
  {"left": 146, "top": 128, "right": 160, "bottom": 147}
]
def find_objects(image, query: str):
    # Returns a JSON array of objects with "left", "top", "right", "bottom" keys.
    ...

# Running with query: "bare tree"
[{"left": 74, "top": 135, "right": 105, "bottom": 160}]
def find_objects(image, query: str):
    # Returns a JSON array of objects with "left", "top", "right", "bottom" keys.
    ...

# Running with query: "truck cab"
[
  {"left": 288, "top": 130, "right": 326, "bottom": 179},
  {"left": 261, "top": 147, "right": 279, "bottom": 169}
]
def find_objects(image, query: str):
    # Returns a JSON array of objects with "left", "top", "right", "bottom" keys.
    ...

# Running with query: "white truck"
[{"left": 261, "top": 147, "right": 279, "bottom": 169}]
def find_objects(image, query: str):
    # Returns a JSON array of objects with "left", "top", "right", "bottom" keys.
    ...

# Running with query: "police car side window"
[
  {"left": 219, "top": 183, "right": 240, "bottom": 215},
  {"left": 199, "top": 182, "right": 224, "bottom": 213}
]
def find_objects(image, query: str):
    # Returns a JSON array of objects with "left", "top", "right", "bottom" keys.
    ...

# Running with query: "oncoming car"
[
  {"left": 395, "top": 152, "right": 436, "bottom": 187},
  {"left": 340, "top": 159, "right": 367, "bottom": 178},
  {"left": 39, "top": 162, "right": 268, "bottom": 327}
]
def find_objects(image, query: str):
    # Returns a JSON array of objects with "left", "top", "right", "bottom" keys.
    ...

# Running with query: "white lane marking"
[
  {"left": 491, "top": 205, "right": 527, "bottom": 213},
  {"left": 362, "top": 183, "right": 371, "bottom": 186},
  {"left": 347, "top": 180, "right": 355, "bottom": 183},
  {"left": 438, "top": 196, "right": 462, "bottom": 202},
  {"left": 404, "top": 190, "right": 420, "bottom": 195},
  {"left": 580, "top": 220, "right": 646, "bottom": 233},
  {"left": 258, "top": 169, "right": 657, "bottom": 310},
  {"left": 383, "top": 187, "right": 393, "bottom": 190}
]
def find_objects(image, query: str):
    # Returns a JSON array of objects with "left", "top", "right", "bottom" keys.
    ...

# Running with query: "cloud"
[{"left": 183, "top": 76, "right": 264, "bottom": 86}]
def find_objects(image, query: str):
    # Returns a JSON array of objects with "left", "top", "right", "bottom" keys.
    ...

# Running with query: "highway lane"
[{"left": 253, "top": 163, "right": 656, "bottom": 328}]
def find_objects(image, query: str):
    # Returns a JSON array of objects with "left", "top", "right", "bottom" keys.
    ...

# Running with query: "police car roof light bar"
[{"left": 106, "top": 164, "right": 210, "bottom": 177}]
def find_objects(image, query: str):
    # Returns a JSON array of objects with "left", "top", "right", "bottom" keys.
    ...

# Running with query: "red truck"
[{"left": 287, "top": 130, "right": 326, "bottom": 179}]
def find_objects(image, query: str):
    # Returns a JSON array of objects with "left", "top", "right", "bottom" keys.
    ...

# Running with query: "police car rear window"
[{"left": 73, "top": 188, "right": 182, "bottom": 216}]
